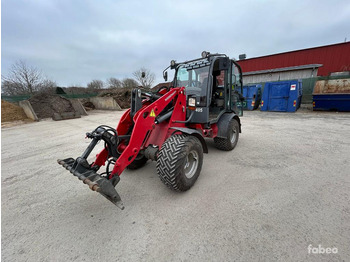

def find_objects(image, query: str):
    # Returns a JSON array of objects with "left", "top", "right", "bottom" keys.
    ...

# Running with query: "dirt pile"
[
  {"left": 80, "top": 100, "right": 95, "bottom": 111},
  {"left": 1, "top": 100, "right": 29, "bottom": 122},
  {"left": 98, "top": 88, "right": 132, "bottom": 109},
  {"left": 29, "top": 93, "right": 75, "bottom": 119}
]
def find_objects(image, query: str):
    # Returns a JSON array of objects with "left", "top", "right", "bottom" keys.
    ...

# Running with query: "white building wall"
[{"left": 243, "top": 68, "right": 318, "bottom": 84}]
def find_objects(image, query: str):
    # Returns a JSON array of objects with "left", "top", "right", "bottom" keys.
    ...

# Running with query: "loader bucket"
[{"left": 58, "top": 157, "right": 124, "bottom": 210}]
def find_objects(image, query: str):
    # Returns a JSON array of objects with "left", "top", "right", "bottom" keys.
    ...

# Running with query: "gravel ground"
[{"left": 1, "top": 109, "right": 350, "bottom": 262}]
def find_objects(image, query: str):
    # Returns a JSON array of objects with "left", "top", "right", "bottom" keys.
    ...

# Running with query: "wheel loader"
[{"left": 58, "top": 51, "right": 244, "bottom": 209}]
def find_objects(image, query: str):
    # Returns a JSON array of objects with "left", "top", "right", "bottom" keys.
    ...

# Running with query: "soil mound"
[
  {"left": 81, "top": 100, "right": 95, "bottom": 111},
  {"left": 98, "top": 88, "right": 132, "bottom": 109},
  {"left": 1, "top": 100, "right": 29, "bottom": 122},
  {"left": 29, "top": 93, "right": 75, "bottom": 119}
]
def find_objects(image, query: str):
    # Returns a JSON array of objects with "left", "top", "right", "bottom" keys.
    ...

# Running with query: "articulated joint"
[{"left": 144, "top": 146, "right": 159, "bottom": 161}]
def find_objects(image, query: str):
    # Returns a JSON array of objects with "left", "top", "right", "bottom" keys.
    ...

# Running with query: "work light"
[{"left": 201, "top": 51, "right": 210, "bottom": 58}]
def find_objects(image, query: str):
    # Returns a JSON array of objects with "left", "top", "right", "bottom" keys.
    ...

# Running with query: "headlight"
[{"left": 188, "top": 97, "right": 196, "bottom": 107}]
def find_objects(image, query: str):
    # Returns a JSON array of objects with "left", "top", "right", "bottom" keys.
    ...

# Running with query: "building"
[
  {"left": 237, "top": 42, "right": 350, "bottom": 103},
  {"left": 238, "top": 42, "right": 350, "bottom": 78}
]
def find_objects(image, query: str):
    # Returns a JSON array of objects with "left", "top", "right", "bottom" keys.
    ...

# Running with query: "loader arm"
[
  {"left": 58, "top": 87, "right": 186, "bottom": 209},
  {"left": 109, "top": 87, "right": 186, "bottom": 177}
]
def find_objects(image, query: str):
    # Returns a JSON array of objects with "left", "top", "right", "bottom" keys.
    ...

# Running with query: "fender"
[
  {"left": 169, "top": 127, "right": 208, "bottom": 153},
  {"left": 216, "top": 113, "right": 241, "bottom": 139}
]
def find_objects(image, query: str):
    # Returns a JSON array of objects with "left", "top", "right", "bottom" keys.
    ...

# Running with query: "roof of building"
[
  {"left": 237, "top": 42, "right": 350, "bottom": 76},
  {"left": 243, "top": 64, "right": 323, "bottom": 76},
  {"left": 238, "top": 42, "right": 350, "bottom": 62}
]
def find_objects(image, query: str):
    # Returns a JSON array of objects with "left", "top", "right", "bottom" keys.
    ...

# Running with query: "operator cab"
[{"left": 167, "top": 52, "right": 243, "bottom": 125}]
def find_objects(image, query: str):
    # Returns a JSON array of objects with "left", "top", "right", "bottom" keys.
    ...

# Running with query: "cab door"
[{"left": 230, "top": 61, "right": 243, "bottom": 116}]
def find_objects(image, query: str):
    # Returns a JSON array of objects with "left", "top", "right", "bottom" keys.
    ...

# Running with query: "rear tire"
[
  {"left": 127, "top": 154, "right": 148, "bottom": 170},
  {"left": 156, "top": 135, "right": 203, "bottom": 191},
  {"left": 214, "top": 118, "right": 239, "bottom": 151}
]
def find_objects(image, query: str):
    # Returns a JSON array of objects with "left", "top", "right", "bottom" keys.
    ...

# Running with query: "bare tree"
[
  {"left": 107, "top": 77, "right": 122, "bottom": 89},
  {"left": 122, "top": 78, "right": 139, "bottom": 89},
  {"left": 39, "top": 79, "right": 58, "bottom": 94},
  {"left": 1, "top": 80, "right": 20, "bottom": 96},
  {"left": 1, "top": 60, "right": 53, "bottom": 95},
  {"left": 133, "top": 67, "right": 155, "bottom": 89},
  {"left": 87, "top": 79, "right": 104, "bottom": 89}
]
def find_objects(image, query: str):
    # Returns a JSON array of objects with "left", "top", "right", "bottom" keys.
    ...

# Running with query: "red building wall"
[{"left": 237, "top": 42, "right": 350, "bottom": 76}]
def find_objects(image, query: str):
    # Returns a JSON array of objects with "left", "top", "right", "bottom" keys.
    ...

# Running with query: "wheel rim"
[
  {"left": 230, "top": 126, "right": 237, "bottom": 144},
  {"left": 184, "top": 150, "right": 199, "bottom": 179}
]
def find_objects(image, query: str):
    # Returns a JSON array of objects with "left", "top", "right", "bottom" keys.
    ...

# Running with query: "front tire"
[
  {"left": 214, "top": 118, "right": 239, "bottom": 151},
  {"left": 127, "top": 154, "right": 148, "bottom": 170},
  {"left": 156, "top": 135, "right": 203, "bottom": 191}
]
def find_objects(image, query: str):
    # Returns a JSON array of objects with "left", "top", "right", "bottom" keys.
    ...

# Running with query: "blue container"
[
  {"left": 261, "top": 80, "right": 302, "bottom": 112},
  {"left": 313, "top": 94, "right": 350, "bottom": 111},
  {"left": 242, "top": 84, "right": 262, "bottom": 110}
]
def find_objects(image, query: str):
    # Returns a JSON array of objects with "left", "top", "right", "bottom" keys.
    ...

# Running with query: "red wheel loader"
[{"left": 58, "top": 52, "right": 244, "bottom": 209}]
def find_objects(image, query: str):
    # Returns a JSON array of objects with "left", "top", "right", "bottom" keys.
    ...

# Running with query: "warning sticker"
[
  {"left": 150, "top": 109, "right": 156, "bottom": 117},
  {"left": 290, "top": 84, "right": 296, "bottom": 91}
]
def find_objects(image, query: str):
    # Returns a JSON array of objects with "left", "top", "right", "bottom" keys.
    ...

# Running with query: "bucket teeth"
[{"left": 57, "top": 158, "right": 124, "bottom": 210}]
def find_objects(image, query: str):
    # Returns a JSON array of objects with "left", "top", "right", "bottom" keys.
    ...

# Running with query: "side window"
[
  {"left": 231, "top": 70, "right": 236, "bottom": 91},
  {"left": 231, "top": 62, "right": 243, "bottom": 115},
  {"left": 231, "top": 64, "right": 241, "bottom": 91}
]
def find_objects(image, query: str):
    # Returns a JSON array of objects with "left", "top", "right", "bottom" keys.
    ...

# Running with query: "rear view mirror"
[
  {"left": 141, "top": 72, "right": 146, "bottom": 78},
  {"left": 163, "top": 71, "right": 168, "bottom": 81}
]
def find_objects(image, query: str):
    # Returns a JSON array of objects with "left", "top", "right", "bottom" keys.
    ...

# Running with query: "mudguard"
[
  {"left": 216, "top": 113, "right": 241, "bottom": 138},
  {"left": 169, "top": 127, "right": 208, "bottom": 153}
]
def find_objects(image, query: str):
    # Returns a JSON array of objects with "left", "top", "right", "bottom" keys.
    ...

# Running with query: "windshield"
[
  {"left": 175, "top": 65, "right": 210, "bottom": 89},
  {"left": 175, "top": 64, "right": 209, "bottom": 89},
  {"left": 175, "top": 62, "right": 210, "bottom": 106}
]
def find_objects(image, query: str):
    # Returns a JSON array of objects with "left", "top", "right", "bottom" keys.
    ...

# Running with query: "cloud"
[{"left": 2, "top": 0, "right": 350, "bottom": 86}]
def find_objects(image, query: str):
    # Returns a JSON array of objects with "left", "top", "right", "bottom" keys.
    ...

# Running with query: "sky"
[{"left": 1, "top": 0, "right": 350, "bottom": 87}]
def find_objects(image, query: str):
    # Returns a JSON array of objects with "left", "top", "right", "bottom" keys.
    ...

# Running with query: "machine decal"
[{"left": 150, "top": 109, "right": 156, "bottom": 117}]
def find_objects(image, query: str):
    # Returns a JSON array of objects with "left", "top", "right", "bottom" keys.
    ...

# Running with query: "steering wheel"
[{"left": 191, "top": 80, "right": 201, "bottom": 87}]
